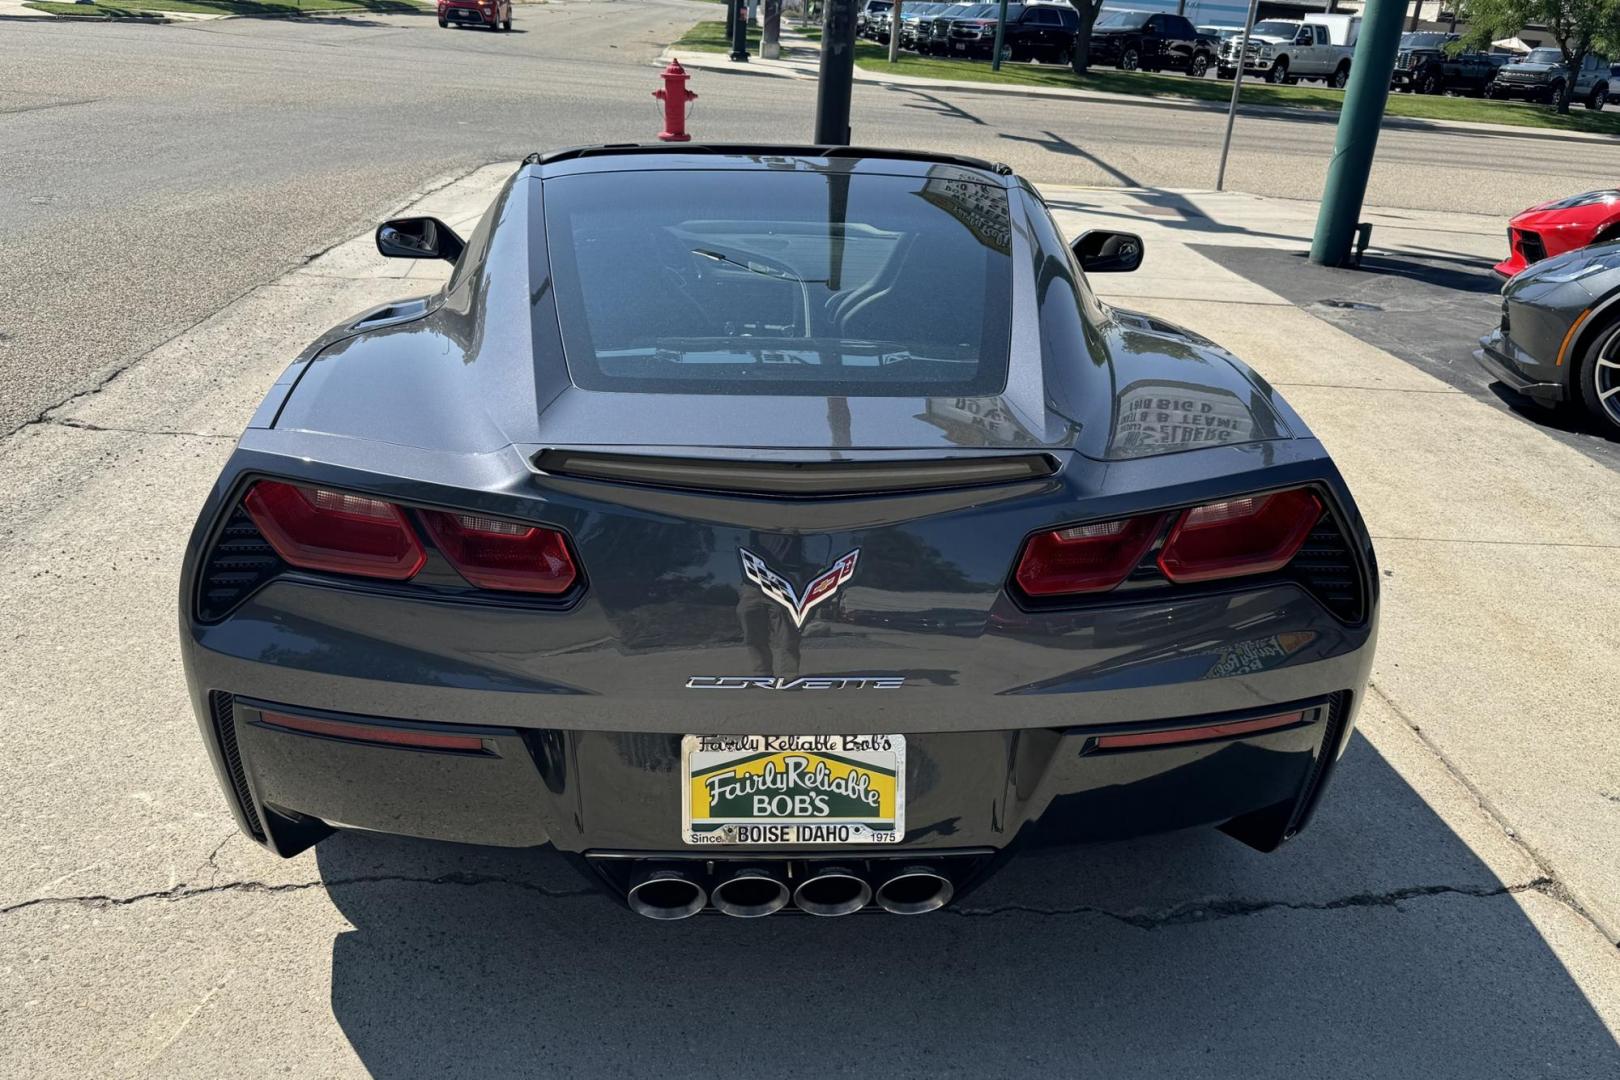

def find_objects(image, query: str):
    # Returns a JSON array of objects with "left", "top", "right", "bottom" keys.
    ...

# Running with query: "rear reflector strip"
[
  {"left": 258, "top": 711, "right": 489, "bottom": 753},
  {"left": 1093, "top": 710, "right": 1306, "bottom": 750}
]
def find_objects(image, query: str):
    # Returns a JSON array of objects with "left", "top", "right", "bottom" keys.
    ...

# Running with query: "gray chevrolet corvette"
[{"left": 180, "top": 146, "right": 1378, "bottom": 919}]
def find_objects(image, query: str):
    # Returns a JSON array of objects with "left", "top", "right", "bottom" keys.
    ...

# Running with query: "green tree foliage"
[{"left": 1462, "top": 0, "right": 1620, "bottom": 111}]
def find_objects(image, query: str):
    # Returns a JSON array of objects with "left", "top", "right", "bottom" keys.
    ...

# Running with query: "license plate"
[
  {"left": 682, "top": 734, "right": 905, "bottom": 845},
  {"left": 953, "top": 42, "right": 966, "bottom": 52}
]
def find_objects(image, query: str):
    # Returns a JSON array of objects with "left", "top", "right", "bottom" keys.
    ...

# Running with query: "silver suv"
[{"left": 1489, "top": 47, "right": 1611, "bottom": 109}]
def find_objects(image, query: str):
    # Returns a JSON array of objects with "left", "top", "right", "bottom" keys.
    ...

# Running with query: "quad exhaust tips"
[
  {"left": 623, "top": 861, "right": 956, "bottom": 918},
  {"left": 792, "top": 864, "right": 873, "bottom": 917},
  {"left": 874, "top": 866, "right": 954, "bottom": 915},
  {"left": 627, "top": 865, "right": 707, "bottom": 921},
  {"left": 711, "top": 865, "right": 790, "bottom": 918}
]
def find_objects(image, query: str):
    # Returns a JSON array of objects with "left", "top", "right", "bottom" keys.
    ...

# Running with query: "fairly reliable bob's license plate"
[{"left": 682, "top": 734, "right": 905, "bottom": 846}]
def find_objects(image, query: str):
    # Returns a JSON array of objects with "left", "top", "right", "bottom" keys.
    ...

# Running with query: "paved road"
[{"left": 3, "top": 0, "right": 1619, "bottom": 437}]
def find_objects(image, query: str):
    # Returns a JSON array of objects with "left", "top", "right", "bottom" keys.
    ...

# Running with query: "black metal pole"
[
  {"left": 731, "top": 0, "right": 750, "bottom": 62},
  {"left": 815, "top": 0, "right": 857, "bottom": 143}
]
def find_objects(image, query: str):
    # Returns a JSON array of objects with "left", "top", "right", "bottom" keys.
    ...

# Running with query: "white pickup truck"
[{"left": 1217, "top": 16, "right": 1360, "bottom": 87}]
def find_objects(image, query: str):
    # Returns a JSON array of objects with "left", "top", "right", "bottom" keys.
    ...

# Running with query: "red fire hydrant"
[{"left": 654, "top": 59, "right": 697, "bottom": 143}]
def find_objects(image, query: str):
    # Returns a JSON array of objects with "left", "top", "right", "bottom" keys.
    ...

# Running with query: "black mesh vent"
[
  {"left": 1285, "top": 513, "right": 1364, "bottom": 623},
  {"left": 1518, "top": 229, "right": 1547, "bottom": 264},
  {"left": 1287, "top": 691, "right": 1350, "bottom": 837},
  {"left": 209, "top": 691, "right": 264, "bottom": 842},
  {"left": 197, "top": 506, "right": 282, "bottom": 621}
]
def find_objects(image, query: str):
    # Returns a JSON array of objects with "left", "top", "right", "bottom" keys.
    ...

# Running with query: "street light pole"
[
  {"left": 815, "top": 0, "right": 858, "bottom": 143},
  {"left": 888, "top": 0, "right": 904, "bottom": 63},
  {"left": 1309, "top": 0, "right": 1406, "bottom": 265},
  {"left": 1214, "top": 0, "right": 1259, "bottom": 191}
]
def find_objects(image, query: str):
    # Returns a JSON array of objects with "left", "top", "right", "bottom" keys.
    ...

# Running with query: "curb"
[{"left": 663, "top": 48, "right": 1620, "bottom": 147}]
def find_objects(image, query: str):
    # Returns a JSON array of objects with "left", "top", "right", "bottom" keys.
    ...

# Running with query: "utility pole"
[
  {"left": 815, "top": 0, "right": 858, "bottom": 143},
  {"left": 764, "top": 0, "right": 782, "bottom": 58},
  {"left": 730, "top": 0, "right": 750, "bottom": 61},
  {"left": 1309, "top": 0, "right": 1406, "bottom": 265},
  {"left": 888, "top": 0, "right": 904, "bottom": 62},
  {"left": 1215, "top": 0, "right": 1259, "bottom": 191},
  {"left": 991, "top": 0, "right": 1010, "bottom": 72}
]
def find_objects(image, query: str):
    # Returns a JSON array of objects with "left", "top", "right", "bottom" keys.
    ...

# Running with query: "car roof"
[{"left": 525, "top": 144, "right": 1015, "bottom": 183}]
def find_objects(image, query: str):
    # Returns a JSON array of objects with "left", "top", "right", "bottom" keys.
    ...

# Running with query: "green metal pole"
[
  {"left": 991, "top": 0, "right": 1010, "bottom": 72},
  {"left": 1309, "top": 0, "right": 1406, "bottom": 266}
]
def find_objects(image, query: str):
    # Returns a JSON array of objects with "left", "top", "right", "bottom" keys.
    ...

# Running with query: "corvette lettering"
[
  {"left": 685, "top": 676, "right": 907, "bottom": 690},
  {"left": 739, "top": 547, "right": 859, "bottom": 628}
]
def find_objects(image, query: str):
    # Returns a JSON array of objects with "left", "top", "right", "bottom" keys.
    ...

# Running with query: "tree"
[
  {"left": 1065, "top": 0, "right": 1107, "bottom": 75},
  {"left": 1462, "top": 0, "right": 1620, "bottom": 111}
]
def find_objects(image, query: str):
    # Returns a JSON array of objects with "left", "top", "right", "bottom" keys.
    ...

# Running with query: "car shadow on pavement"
[{"left": 315, "top": 733, "right": 1620, "bottom": 1078}]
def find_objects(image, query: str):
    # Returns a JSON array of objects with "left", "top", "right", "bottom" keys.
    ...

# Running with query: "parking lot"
[{"left": 3, "top": 2, "right": 1619, "bottom": 1075}]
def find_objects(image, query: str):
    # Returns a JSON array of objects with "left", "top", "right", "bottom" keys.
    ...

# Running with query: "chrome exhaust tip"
[
  {"left": 792, "top": 865, "right": 872, "bottom": 917},
  {"left": 627, "top": 866, "right": 707, "bottom": 921},
  {"left": 874, "top": 866, "right": 954, "bottom": 915},
  {"left": 711, "top": 866, "right": 790, "bottom": 918}
]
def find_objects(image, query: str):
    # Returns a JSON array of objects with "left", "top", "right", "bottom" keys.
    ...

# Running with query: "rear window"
[{"left": 542, "top": 168, "right": 1013, "bottom": 397}]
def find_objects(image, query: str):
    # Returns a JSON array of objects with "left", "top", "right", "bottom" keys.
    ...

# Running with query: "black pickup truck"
[
  {"left": 1088, "top": 9, "right": 1218, "bottom": 76},
  {"left": 1390, "top": 32, "right": 1507, "bottom": 95}
]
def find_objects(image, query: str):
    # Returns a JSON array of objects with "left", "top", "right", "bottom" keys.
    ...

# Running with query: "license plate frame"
[{"left": 681, "top": 734, "right": 906, "bottom": 846}]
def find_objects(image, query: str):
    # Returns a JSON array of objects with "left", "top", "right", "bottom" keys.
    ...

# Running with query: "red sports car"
[
  {"left": 1496, "top": 189, "right": 1620, "bottom": 278},
  {"left": 438, "top": 0, "right": 511, "bottom": 30}
]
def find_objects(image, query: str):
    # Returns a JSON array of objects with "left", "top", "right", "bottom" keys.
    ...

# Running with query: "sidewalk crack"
[
  {"left": 1369, "top": 682, "right": 1611, "bottom": 944},
  {"left": 950, "top": 878, "right": 1555, "bottom": 928},
  {"left": 1, "top": 872, "right": 599, "bottom": 917}
]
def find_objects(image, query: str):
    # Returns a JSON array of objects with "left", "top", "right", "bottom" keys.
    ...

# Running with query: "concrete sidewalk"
[{"left": 2, "top": 165, "right": 1617, "bottom": 1076}]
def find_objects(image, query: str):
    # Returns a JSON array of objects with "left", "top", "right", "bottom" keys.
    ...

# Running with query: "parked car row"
[{"left": 854, "top": 1, "right": 1612, "bottom": 107}]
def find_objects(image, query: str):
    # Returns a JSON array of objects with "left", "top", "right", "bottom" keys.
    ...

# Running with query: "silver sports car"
[{"left": 180, "top": 145, "right": 1378, "bottom": 919}]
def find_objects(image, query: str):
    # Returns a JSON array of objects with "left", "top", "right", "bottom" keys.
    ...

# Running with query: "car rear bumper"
[{"left": 197, "top": 688, "right": 1358, "bottom": 867}]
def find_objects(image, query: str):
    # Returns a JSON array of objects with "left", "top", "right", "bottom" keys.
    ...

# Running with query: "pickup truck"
[
  {"left": 1487, "top": 47, "right": 1612, "bottom": 110},
  {"left": 948, "top": 3, "right": 1085, "bottom": 65},
  {"left": 1391, "top": 34, "right": 1507, "bottom": 95},
  {"left": 1217, "top": 18, "right": 1355, "bottom": 86},
  {"left": 1089, "top": 9, "right": 1218, "bottom": 76}
]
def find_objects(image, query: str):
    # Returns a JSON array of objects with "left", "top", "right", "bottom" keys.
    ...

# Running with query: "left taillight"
[
  {"left": 244, "top": 480, "right": 426, "bottom": 580},
  {"left": 419, "top": 509, "right": 577, "bottom": 594},
  {"left": 240, "top": 481, "right": 577, "bottom": 595}
]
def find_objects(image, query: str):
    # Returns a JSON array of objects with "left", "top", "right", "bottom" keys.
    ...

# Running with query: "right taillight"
[
  {"left": 244, "top": 480, "right": 425, "bottom": 580},
  {"left": 1014, "top": 488, "right": 1324, "bottom": 598},
  {"left": 1014, "top": 513, "right": 1168, "bottom": 596},
  {"left": 1157, "top": 488, "right": 1321, "bottom": 584}
]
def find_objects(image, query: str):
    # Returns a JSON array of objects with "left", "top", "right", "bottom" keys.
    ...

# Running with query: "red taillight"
[
  {"left": 419, "top": 510, "right": 577, "bottom": 594},
  {"left": 244, "top": 481, "right": 425, "bottom": 580},
  {"left": 1157, "top": 489, "right": 1321, "bottom": 584},
  {"left": 1014, "top": 513, "right": 1167, "bottom": 596},
  {"left": 1094, "top": 710, "right": 1306, "bottom": 751},
  {"left": 259, "top": 711, "right": 487, "bottom": 753}
]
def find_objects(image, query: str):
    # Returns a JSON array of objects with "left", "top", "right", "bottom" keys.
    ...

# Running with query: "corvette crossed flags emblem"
[{"left": 739, "top": 548, "right": 861, "bottom": 628}]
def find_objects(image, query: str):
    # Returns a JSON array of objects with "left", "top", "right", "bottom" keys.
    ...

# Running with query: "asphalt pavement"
[{"left": 4, "top": 0, "right": 1620, "bottom": 437}]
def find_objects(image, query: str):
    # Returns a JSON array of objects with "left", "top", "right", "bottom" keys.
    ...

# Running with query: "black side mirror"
[
  {"left": 376, "top": 216, "right": 465, "bottom": 263},
  {"left": 1071, "top": 230, "right": 1145, "bottom": 273}
]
